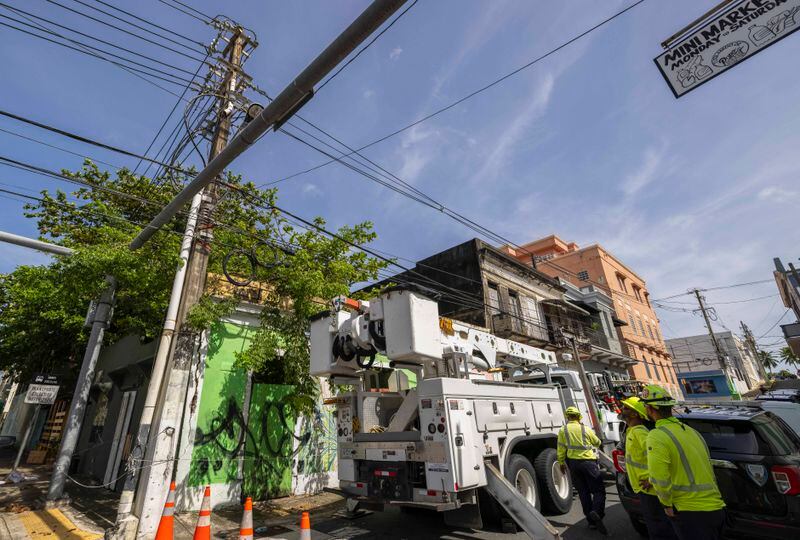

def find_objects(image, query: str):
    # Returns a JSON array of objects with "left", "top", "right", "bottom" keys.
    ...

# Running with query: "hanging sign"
[
  {"left": 655, "top": 0, "right": 800, "bottom": 97},
  {"left": 25, "top": 373, "right": 60, "bottom": 405}
]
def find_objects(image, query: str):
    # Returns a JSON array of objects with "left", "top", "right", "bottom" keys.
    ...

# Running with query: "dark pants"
[
  {"left": 639, "top": 493, "right": 679, "bottom": 540},
  {"left": 567, "top": 458, "right": 606, "bottom": 520},
  {"left": 670, "top": 508, "right": 726, "bottom": 540}
]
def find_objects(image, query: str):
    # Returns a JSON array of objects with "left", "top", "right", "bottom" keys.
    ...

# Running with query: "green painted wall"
[
  {"left": 187, "top": 322, "right": 252, "bottom": 487},
  {"left": 186, "top": 320, "right": 337, "bottom": 500}
]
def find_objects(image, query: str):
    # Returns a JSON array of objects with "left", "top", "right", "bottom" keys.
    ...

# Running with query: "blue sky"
[{"left": 1, "top": 0, "right": 798, "bottom": 363}]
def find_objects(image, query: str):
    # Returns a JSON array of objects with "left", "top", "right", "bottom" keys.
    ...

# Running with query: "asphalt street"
[{"left": 304, "top": 483, "right": 640, "bottom": 540}]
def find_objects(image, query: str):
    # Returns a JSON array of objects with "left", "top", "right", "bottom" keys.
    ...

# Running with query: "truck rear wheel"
[
  {"left": 506, "top": 454, "right": 541, "bottom": 512},
  {"left": 534, "top": 448, "right": 573, "bottom": 514}
]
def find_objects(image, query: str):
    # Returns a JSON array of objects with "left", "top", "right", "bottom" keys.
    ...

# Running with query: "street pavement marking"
[{"left": 17, "top": 509, "right": 102, "bottom": 539}]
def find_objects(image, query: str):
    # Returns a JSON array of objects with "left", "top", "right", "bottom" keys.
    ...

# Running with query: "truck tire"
[
  {"left": 506, "top": 454, "right": 541, "bottom": 513},
  {"left": 533, "top": 448, "right": 573, "bottom": 515}
]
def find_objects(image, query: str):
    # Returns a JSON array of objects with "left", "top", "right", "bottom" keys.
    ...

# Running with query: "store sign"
[
  {"left": 655, "top": 0, "right": 800, "bottom": 97},
  {"left": 25, "top": 373, "right": 60, "bottom": 405}
]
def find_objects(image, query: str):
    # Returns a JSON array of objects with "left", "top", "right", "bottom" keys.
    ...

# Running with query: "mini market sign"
[{"left": 655, "top": 0, "right": 800, "bottom": 98}]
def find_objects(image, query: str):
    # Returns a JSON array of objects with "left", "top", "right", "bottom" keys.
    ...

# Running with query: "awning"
[
  {"left": 588, "top": 345, "right": 637, "bottom": 368},
  {"left": 540, "top": 298, "right": 591, "bottom": 316}
]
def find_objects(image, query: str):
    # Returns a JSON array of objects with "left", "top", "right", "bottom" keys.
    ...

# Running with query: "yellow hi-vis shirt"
[
  {"left": 557, "top": 420, "right": 601, "bottom": 463},
  {"left": 625, "top": 425, "right": 655, "bottom": 495},
  {"left": 646, "top": 418, "right": 725, "bottom": 512}
]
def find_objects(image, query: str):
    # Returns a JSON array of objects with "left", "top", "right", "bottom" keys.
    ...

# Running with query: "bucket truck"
[{"left": 310, "top": 288, "right": 612, "bottom": 536}]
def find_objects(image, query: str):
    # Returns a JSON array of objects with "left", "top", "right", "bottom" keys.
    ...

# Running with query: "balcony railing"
[{"left": 491, "top": 312, "right": 550, "bottom": 344}]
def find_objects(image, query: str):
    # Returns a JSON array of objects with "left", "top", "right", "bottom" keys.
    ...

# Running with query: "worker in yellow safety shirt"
[
  {"left": 640, "top": 385, "right": 726, "bottom": 540},
  {"left": 620, "top": 397, "right": 677, "bottom": 540},
  {"left": 557, "top": 406, "right": 608, "bottom": 535}
]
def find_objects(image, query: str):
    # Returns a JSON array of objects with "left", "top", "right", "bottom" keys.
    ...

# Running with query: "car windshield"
[
  {"left": 683, "top": 415, "right": 799, "bottom": 456},
  {"left": 759, "top": 402, "right": 800, "bottom": 436}
]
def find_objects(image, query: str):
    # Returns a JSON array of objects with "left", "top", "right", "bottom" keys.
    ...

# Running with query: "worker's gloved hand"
[
  {"left": 663, "top": 506, "right": 675, "bottom": 518},
  {"left": 639, "top": 478, "right": 652, "bottom": 491}
]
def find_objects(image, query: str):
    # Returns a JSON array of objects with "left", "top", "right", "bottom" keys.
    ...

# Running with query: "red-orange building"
[{"left": 501, "top": 235, "right": 681, "bottom": 397}]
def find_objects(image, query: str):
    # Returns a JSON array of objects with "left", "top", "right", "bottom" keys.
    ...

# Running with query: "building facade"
[
  {"left": 372, "top": 238, "right": 636, "bottom": 382},
  {"left": 666, "top": 331, "right": 765, "bottom": 400},
  {"left": 500, "top": 235, "right": 682, "bottom": 398},
  {"left": 774, "top": 257, "right": 800, "bottom": 357},
  {"left": 72, "top": 302, "right": 337, "bottom": 512}
]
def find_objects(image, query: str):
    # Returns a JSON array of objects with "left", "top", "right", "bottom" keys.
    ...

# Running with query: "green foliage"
[
  {"left": 779, "top": 346, "right": 799, "bottom": 367},
  {"left": 0, "top": 161, "right": 388, "bottom": 401},
  {"left": 186, "top": 297, "right": 237, "bottom": 332},
  {"left": 759, "top": 350, "right": 778, "bottom": 376},
  {"left": 234, "top": 218, "right": 387, "bottom": 412}
]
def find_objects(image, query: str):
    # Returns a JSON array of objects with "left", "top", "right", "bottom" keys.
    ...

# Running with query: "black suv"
[{"left": 613, "top": 404, "right": 800, "bottom": 539}]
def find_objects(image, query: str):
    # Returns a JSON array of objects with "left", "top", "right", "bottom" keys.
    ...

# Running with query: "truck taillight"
[
  {"left": 612, "top": 449, "right": 626, "bottom": 474},
  {"left": 771, "top": 465, "right": 800, "bottom": 495},
  {"left": 373, "top": 470, "right": 398, "bottom": 478}
]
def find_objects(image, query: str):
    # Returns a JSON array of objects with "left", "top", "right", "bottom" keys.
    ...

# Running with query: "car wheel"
[
  {"left": 629, "top": 516, "right": 649, "bottom": 537},
  {"left": 506, "top": 454, "right": 541, "bottom": 513},
  {"left": 533, "top": 448, "right": 573, "bottom": 515}
]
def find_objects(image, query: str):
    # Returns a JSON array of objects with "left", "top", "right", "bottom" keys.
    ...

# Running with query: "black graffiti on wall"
[{"left": 193, "top": 396, "right": 308, "bottom": 477}]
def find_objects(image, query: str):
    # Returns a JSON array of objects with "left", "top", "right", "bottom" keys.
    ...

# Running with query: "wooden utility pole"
[
  {"left": 692, "top": 289, "right": 727, "bottom": 370},
  {"left": 117, "top": 28, "right": 249, "bottom": 539}
]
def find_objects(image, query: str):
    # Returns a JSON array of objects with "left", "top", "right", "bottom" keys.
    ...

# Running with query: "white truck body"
[{"left": 310, "top": 289, "right": 610, "bottom": 532}]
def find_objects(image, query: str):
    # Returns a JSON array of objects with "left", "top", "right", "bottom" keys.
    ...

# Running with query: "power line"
[
  {"left": 157, "top": 0, "right": 213, "bottom": 24},
  {"left": 757, "top": 309, "right": 792, "bottom": 340},
  {"left": 0, "top": 109, "right": 185, "bottom": 172},
  {"left": 133, "top": 54, "right": 209, "bottom": 174},
  {"left": 0, "top": 5, "right": 203, "bottom": 80},
  {"left": 652, "top": 279, "right": 776, "bottom": 302},
  {"left": 0, "top": 17, "right": 192, "bottom": 96},
  {"left": 269, "top": 0, "right": 646, "bottom": 185},
  {"left": 43, "top": 0, "right": 207, "bottom": 63},
  {"left": 0, "top": 126, "right": 121, "bottom": 170},
  {"left": 75, "top": 0, "right": 207, "bottom": 53}
]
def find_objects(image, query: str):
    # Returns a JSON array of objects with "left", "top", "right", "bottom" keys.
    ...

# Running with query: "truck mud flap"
[
  {"left": 484, "top": 463, "right": 561, "bottom": 540},
  {"left": 597, "top": 450, "right": 614, "bottom": 472}
]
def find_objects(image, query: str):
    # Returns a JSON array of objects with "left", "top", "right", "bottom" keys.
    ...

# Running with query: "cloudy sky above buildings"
[{"left": 1, "top": 0, "right": 797, "bottom": 363}]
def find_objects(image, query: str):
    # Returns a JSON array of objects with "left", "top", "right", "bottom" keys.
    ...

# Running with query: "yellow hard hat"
[
  {"left": 565, "top": 406, "right": 582, "bottom": 418},
  {"left": 640, "top": 384, "right": 676, "bottom": 407},
  {"left": 621, "top": 396, "right": 648, "bottom": 420}
]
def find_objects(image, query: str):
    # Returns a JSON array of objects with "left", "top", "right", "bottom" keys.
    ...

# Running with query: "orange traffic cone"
[
  {"left": 193, "top": 485, "right": 212, "bottom": 540},
  {"left": 155, "top": 481, "right": 176, "bottom": 540},
  {"left": 238, "top": 497, "right": 253, "bottom": 540},
  {"left": 300, "top": 511, "right": 311, "bottom": 540}
]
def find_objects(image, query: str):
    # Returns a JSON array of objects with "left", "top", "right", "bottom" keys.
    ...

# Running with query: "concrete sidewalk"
[
  {"left": 0, "top": 461, "right": 344, "bottom": 539},
  {"left": 173, "top": 492, "right": 344, "bottom": 539}
]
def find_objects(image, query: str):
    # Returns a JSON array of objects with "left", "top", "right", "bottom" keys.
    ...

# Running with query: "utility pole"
[
  {"left": 0, "top": 232, "right": 118, "bottom": 499},
  {"left": 741, "top": 321, "right": 768, "bottom": 382},
  {"left": 47, "top": 276, "right": 117, "bottom": 503},
  {"left": 564, "top": 333, "right": 603, "bottom": 441},
  {"left": 693, "top": 289, "right": 727, "bottom": 369},
  {"left": 117, "top": 28, "right": 249, "bottom": 539},
  {"left": 692, "top": 289, "right": 737, "bottom": 397}
]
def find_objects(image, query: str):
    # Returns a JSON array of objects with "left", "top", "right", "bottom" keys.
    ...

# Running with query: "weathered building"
[
  {"left": 500, "top": 235, "right": 682, "bottom": 398},
  {"left": 666, "top": 331, "right": 765, "bottom": 400},
  {"left": 372, "top": 239, "right": 635, "bottom": 381},
  {"left": 71, "top": 281, "right": 337, "bottom": 511},
  {"left": 774, "top": 257, "right": 800, "bottom": 357}
]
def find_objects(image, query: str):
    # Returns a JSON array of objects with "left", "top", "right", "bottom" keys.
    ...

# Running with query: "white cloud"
[
  {"left": 301, "top": 183, "right": 322, "bottom": 197},
  {"left": 758, "top": 185, "right": 798, "bottom": 203},
  {"left": 396, "top": 124, "right": 438, "bottom": 182},
  {"left": 468, "top": 73, "right": 555, "bottom": 184},
  {"left": 622, "top": 145, "right": 666, "bottom": 197},
  {"left": 389, "top": 47, "right": 403, "bottom": 60}
]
